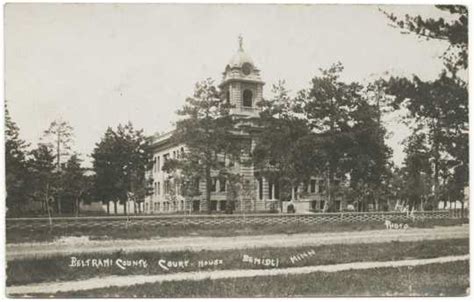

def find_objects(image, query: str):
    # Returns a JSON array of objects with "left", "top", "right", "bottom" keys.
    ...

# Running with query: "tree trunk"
[
  {"left": 432, "top": 119, "right": 441, "bottom": 209},
  {"left": 77, "top": 199, "right": 81, "bottom": 216},
  {"left": 205, "top": 166, "right": 212, "bottom": 214},
  {"left": 124, "top": 200, "right": 127, "bottom": 215},
  {"left": 278, "top": 178, "right": 283, "bottom": 213},
  {"left": 57, "top": 192, "right": 62, "bottom": 215},
  {"left": 106, "top": 201, "right": 110, "bottom": 215},
  {"left": 114, "top": 201, "right": 117, "bottom": 214},
  {"left": 325, "top": 166, "right": 333, "bottom": 213},
  {"left": 56, "top": 131, "right": 62, "bottom": 215}
]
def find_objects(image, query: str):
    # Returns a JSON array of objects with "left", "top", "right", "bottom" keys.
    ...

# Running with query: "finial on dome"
[{"left": 238, "top": 34, "right": 243, "bottom": 51}]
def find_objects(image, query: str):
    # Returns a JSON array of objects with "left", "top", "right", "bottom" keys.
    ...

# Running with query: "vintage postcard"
[{"left": 4, "top": 3, "right": 469, "bottom": 298}]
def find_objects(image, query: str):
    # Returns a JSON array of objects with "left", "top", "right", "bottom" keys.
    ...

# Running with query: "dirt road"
[{"left": 7, "top": 224, "right": 468, "bottom": 261}]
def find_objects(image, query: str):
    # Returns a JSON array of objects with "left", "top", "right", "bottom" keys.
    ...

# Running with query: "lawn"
[
  {"left": 21, "top": 260, "right": 469, "bottom": 297},
  {"left": 6, "top": 218, "right": 468, "bottom": 244},
  {"left": 6, "top": 238, "right": 469, "bottom": 286}
]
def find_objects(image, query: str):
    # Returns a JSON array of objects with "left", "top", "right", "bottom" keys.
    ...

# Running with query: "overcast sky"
[{"left": 5, "top": 4, "right": 452, "bottom": 167}]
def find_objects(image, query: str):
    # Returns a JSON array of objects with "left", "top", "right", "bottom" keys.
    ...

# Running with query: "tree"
[
  {"left": 385, "top": 70, "right": 468, "bottom": 209},
  {"left": 42, "top": 119, "right": 74, "bottom": 214},
  {"left": 92, "top": 123, "right": 153, "bottom": 215},
  {"left": 296, "top": 63, "right": 360, "bottom": 212},
  {"left": 115, "top": 123, "right": 154, "bottom": 214},
  {"left": 167, "top": 78, "right": 243, "bottom": 213},
  {"left": 28, "top": 144, "right": 57, "bottom": 218},
  {"left": 92, "top": 127, "right": 119, "bottom": 214},
  {"left": 5, "top": 103, "right": 30, "bottom": 215},
  {"left": 62, "top": 154, "right": 92, "bottom": 216},
  {"left": 382, "top": 5, "right": 468, "bottom": 212},
  {"left": 382, "top": 5, "right": 468, "bottom": 72},
  {"left": 401, "top": 130, "right": 432, "bottom": 210},
  {"left": 346, "top": 93, "right": 392, "bottom": 212},
  {"left": 251, "top": 81, "right": 313, "bottom": 212}
]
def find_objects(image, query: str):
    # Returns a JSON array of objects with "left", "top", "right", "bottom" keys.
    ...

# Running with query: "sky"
[{"left": 5, "top": 4, "right": 453, "bottom": 167}]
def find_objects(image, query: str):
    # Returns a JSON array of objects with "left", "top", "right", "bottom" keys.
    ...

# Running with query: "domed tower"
[{"left": 220, "top": 36, "right": 265, "bottom": 117}]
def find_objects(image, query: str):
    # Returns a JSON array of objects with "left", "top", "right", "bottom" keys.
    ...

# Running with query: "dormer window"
[
  {"left": 243, "top": 89, "right": 253, "bottom": 107},
  {"left": 226, "top": 90, "right": 230, "bottom": 104}
]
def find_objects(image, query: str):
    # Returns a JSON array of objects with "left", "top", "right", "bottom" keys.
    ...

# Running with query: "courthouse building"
[{"left": 144, "top": 40, "right": 343, "bottom": 214}]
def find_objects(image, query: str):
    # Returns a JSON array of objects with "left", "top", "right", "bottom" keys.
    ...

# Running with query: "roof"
[{"left": 228, "top": 49, "right": 255, "bottom": 68}]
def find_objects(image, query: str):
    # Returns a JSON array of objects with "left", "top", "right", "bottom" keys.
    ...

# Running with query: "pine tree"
[
  {"left": 5, "top": 103, "right": 30, "bottom": 215},
  {"left": 29, "top": 144, "right": 57, "bottom": 217},
  {"left": 297, "top": 63, "right": 360, "bottom": 212},
  {"left": 42, "top": 119, "right": 74, "bottom": 214},
  {"left": 347, "top": 93, "right": 392, "bottom": 212},
  {"left": 92, "top": 123, "right": 153, "bottom": 215},
  {"left": 382, "top": 5, "right": 468, "bottom": 211},
  {"left": 251, "top": 81, "right": 313, "bottom": 211},
  {"left": 62, "top": 154, "right": 91, "bottom": 216},
  {"left": 167, "top": 78, "right": 242, "bottom": 213},
  {"left": 382, "top": 5, "right": 468, "bottom": 72}
]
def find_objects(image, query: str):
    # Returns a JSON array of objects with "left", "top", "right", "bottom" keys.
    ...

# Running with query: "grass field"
[
  {"left": 6, "top": 218, "right": 468, "bottom": 243},
  {"left": 6, "top": 238, "right": 469, "bottom": 286},
  {"left": 24, "top": 260, "right": 469, "bottom": 297}
]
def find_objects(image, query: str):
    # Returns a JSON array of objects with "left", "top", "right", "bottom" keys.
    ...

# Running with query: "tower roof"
[
  {"left": 221, "top": 35, "right": 264, "bottom": 87},
  {"left": 227, "top": 35, "right": 255, "bottom": 68}
]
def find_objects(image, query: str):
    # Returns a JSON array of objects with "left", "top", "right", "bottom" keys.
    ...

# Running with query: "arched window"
[
  {"left": 226, "top": 90, "right": 230, "bottom": 104},
  {"left": 243, "top": 89, "right": 253, "bottom": 107}
]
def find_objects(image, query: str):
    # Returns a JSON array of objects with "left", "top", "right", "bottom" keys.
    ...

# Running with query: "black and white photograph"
[{"left": 3, "top": 2, "right": 470, "bottom": 297}]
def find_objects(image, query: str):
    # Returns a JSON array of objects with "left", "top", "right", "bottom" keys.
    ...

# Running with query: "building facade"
[{"left": 144, "top": 40, "right": 344, "bottom": 214}]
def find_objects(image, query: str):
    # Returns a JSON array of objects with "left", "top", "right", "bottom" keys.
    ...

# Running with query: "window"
[
  {"left": 219, "top": 179, "right": 226, "bottom": 192},
  {"left": 164, "top": 180, "right": 170, "bottom": 194},
  {"left": 157, "top": 156, "right": 160, "bottom": 172},
  {"left": 193, "top": 200, "right": 200, "bottom": 212},
  {"left": 318, "top": 180, "right": 325, "bottom": 193},
  {"left": 226, "top": 90, "right": 230, "bottom": 103},
  {"left": 320, "top": 200, "right": 325, "bottom": 210},
  {"left": 243, "top": 89, "right": 253, "bottom": 107},
  {"left": 177, "top": 148, "right": 184, "bottom": 159},
  {"left": 157, "top": 182, "right": 161, "bottom": 196},
  {"left": 335, "top": 200, "right": 341, "bottom": 211},
  {"left": 176, "top": 181, "right": 181, "bottom": 195},
  {"left": 195, "top": 177, "right": 200, "bottom": 193},
  {"left": 310, "top": 179, "right": 316, "bottom": 193},
  {"left": 258, "top": 178, "right": 263, "bottom": 200},
  {"left": 268, "top": 182, "right": 273, "bottom": 199},
  {"left": 211, "top": 178, "right": 217, "bottom": 192},
  {"left": 219, "top": 200, "right": 227, "bottom": 211},
  {"left": 293, "top": 186, "right": 298, "bottom": 200}
]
